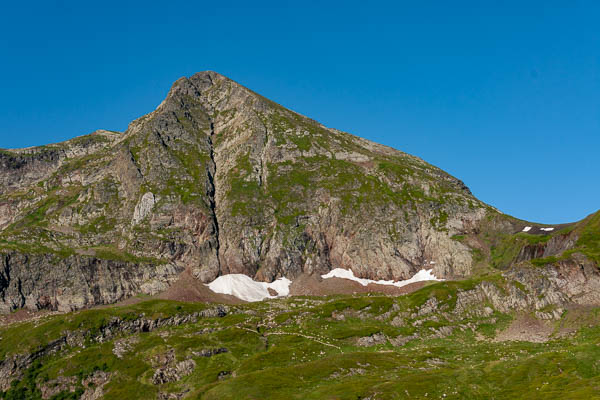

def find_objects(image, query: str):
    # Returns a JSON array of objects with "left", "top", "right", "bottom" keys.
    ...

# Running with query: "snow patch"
[
  {"left": 522, "top": 226, "right": 532, "bottom": 232},
  {"left": 541, "top": 227, "right": 555, "bottom": 231},
  {"left": 321, "top": 268, "right": 441, "bottom": 288},
  {"left": 207, "top": 274, "right": 292, "bottom": 302}
]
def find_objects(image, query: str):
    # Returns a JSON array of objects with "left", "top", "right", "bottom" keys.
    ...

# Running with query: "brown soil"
[
  {"left": 155, "top": 269, "right": 243, "bottom": 305},
  {"left": 0, "top": 271, "right": 425, "bottom": 327},
  {"left": 494, "top": 313, "right": 553, "bottom": 343},
  {"left": 0, "top": 308, "right": 62, "bottom": 326},
  {"left": 289, "top": 273, "right": 427, "bottom": 296}
]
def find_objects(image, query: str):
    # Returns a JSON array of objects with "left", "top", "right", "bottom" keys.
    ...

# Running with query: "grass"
[
  {"left": 487, "top": 210, "right": 600, "bottom": 269},
  {"left": 77, "top": 215, "right": 116, "bottom": 235},
  {"left": 479, "top": 209, "right": 600, "bottom": 271},
  {"left": 489, "top": 232, "right": 549, "bottom": 269},
  {"left": 0, "top": 239, "right": 75, "bottom": 259},
  {"left": 2, "top": 276, "right": 598, "bottom": 399},
  {"left": 574, "top": 211, "right": 600, "bottom": 264},
  {"left": 531, "top": 256, "right": 560, "bottom": 267}
]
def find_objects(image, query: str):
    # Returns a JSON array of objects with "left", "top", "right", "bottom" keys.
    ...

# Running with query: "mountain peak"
[
  {"left": 170, "top": 71, "right": 239, "bottom": 96},
  {"left": 151, "top": 70, "right": 259, "bottom": 118},
  {"left": 3, "top": 71, "right": 594, "bottom": 315},
  {"left": 190, "top": 70, "right": 227, "bottom": 83}
]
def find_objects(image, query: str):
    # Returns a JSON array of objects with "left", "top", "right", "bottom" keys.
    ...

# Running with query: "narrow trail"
[
  {"left": 235, "top": 325, "right": 342, "bottom": 351},
  {"left": 265, "top": 331, "right": 342, "bottom": 351}
]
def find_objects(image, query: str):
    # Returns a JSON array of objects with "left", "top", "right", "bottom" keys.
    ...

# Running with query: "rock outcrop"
[
  {"left": 452, "top": 254, "right": 600, "bottom": 320},
  {"left": 0, "top": 252, "right": 182, "bottom": 313},
  {"left": 0, "top": 306, "right": 228, "bottom": 390}
]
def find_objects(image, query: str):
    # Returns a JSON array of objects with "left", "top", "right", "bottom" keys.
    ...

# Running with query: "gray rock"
[
  {"left": 0, "top": 252, "right": 183, "bottom": 313},
  {"left": 389, "top": 335, "right": 418, "bottom": 347},
  {"left": 356, "top": 332, "right": 387, "bottom": 347},
  {"left": 192, "top": 348, "right": 228, "bottom": 358},
  {"left": 132, "top": 192, "right": 157, "bottom": 224},
  {"left": 152, "top": 359, "right": 196, "bottom": 385}
]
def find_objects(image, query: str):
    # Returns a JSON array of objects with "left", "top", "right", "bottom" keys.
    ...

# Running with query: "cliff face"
[
  {"left": 0, "top": 71, "right": 597, "bottom": 312},
  {"left": 0, "top": 252, "right": 182, "bottom": 313}
]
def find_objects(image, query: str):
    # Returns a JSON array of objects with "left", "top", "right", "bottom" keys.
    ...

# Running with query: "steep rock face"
[
  {"left": 0, "top": 71, "right": 596, "bottom": 312},
  {"left": 515, "top": 233, "right": 577, "bottom": 263},
  {"left": 452, "top": 254, "right": 600, "bottom": 322},
  {"left": 0, "top": 252, "right": 182, "bottom": 312},
  {"left": 0, "top": 130, "right": 120, "bottom": 196},
  {"left": 171, "top": 72, "right": 489, "bottom": 282}
]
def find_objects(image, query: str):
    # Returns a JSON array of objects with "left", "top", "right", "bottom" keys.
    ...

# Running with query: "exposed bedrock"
[{"left": 0, "top": 252, "right": 182, "bottom": 313}]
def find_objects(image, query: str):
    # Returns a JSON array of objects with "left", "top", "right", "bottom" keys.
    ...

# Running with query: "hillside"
[
  {"left": 2, "top": 71, "right": 596, "bottom": 313},
  {"left": 2, "top": 278, "right": 600, "bottom": 399},
  {"left": 1, "top": 71, "right": 599, "bottom": 398}
]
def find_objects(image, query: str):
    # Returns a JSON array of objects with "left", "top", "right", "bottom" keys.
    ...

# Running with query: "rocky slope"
[{"left": 0, "top": 71, "right": 598, "bottom": 312}]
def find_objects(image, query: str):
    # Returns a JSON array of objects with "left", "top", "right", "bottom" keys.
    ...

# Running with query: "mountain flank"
[
  {"left": 1, "top": 72, "right": 600, "bottom": 399},
  {"left": 0, "top": 71, "right": 598, "bottom": 313}
]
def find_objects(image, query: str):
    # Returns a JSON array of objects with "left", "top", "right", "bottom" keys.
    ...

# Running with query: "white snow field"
[
  {"left": 321, "top": 268, "right": 441, "bottom": 287},
  {"left": 522, "top": 226, "right": 532, "bottom": 232},
  {"left": 540, "top": 227, "right": 555, "bottom": 231},
  {"left": 207, "top": 274, "right": 292, "bottom": 302}
]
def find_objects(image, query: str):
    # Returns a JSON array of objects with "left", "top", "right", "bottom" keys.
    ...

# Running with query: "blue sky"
[{"left": 0, "top": 1, "right": 598, "bottom": 224}]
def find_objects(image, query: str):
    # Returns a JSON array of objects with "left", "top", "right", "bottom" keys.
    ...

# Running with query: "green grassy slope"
[{"left": 2, "top": 279, "right": 599, "bottom": 400}]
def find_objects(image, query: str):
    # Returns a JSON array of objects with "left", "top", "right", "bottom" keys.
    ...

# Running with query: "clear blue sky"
[{"left": 1, "top": 1, "right": 598, "bottom": 224}]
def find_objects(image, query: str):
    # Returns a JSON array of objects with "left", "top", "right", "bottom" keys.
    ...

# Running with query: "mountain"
[
  {"left": 1, "top": 72, "right": 600, "bottom": 398},
  {"left": 0, "top": 71, "right": 598, "bottom": 313}
]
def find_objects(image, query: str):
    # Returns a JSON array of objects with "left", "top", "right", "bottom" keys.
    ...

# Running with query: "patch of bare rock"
[
  {"left": 112, "top": 336, "right": 140, "bottom": 359},
  {"left": 493, "top": 313, "right": 554, "bottom": 343},
  {"left": 152, "top": 359, "right": 197, "bottom": 385},
  {"left": 39, "top": 371, "right": 111, "bottom": 400}
]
